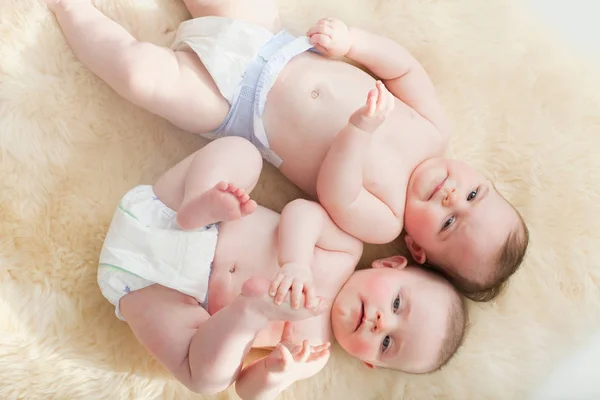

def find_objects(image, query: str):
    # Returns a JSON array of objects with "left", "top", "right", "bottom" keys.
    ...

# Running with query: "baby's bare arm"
[
  {"left": 318, "top": 159, "right": 403, "bottom": 245},
  {"left": 317, "top": 83, "right": 403, "bottom": 244},
  {"left": 46, "top": 1, "right": 225, "bottom": 132},
  {"left": 271, "top": 199, "right": 362, "bottom": 307},
  {"left": 346, "top": 27, "right": 450, "bottom": 139},
  {"left": 278, "top": 199, "right": 363, "bottom": 267}
]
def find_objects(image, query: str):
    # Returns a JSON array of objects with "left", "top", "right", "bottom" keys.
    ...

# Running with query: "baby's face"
[
  {"left": 331, "top": 261, "right": 454, "bottom": 373},
  {"left": 404, "top": 157, "right": 519, "bottom": 284}
]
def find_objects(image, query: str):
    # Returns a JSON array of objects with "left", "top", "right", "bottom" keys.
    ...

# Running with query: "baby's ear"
[
  {"left": 372, "top": 256, "right": 408, "bottom": 270},
  {"left": 404, "top": 236, "right": 427, "bottom": 264}
]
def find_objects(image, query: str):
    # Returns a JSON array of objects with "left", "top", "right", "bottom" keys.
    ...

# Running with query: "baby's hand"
[
  {"left": 241, "top": 277, "right": 327, "bottom": 322},
  {"left": 349, "top": 81, "right": 395, "bottom": 133},
  {"left": 264, "top": 322, "right": 330, "bottom": 379},
  {"left": 307, "top": 17, "right": 352, "bottom": 57},
  {"left": 269, "top": 262, "right": 316, "bottom": 310}
]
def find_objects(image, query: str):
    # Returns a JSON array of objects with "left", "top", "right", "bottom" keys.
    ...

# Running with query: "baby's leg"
[
  {"left": 182, "top": 0, "right": 282, "bottom": 33},
  {"left": 119, "top": 278, "right": 325, "bottom": 394},
  {"left": 153, "top": 137, "right": 263, "bottom": 230},
  {"left": 44, "top": 1, "right": 228, "bottom": 133}
]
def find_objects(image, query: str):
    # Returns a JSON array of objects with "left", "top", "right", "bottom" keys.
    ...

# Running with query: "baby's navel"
[{"left": 311, "top": 89, "right": 320, "bottom": 99}]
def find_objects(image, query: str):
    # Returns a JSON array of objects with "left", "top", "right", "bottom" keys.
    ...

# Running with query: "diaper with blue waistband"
[{"left": 171, "top": 16, "right": 315, "bottom": 168}]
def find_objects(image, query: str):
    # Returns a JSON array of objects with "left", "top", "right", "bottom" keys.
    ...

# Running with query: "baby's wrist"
[
  {"left": 280, "top": 260, "right": 307, "bottom": 271},
  {"left": 346, "top": 26, "right": 359, "bottom": 58},
  {"left": 348, "top": 117, "right": 377, "bottom": 135},
  {"left": 265, "top": 364, "right": 297, "bottom": 388}
]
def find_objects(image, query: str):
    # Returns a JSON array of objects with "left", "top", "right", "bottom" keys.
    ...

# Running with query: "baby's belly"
[
  {"left": 205, "top": 208, "right": 280, "bottom": 315},
  {"left": 263, "top": 52, "right": 378, "bottom": 195},
  {"left": 203, "top": 209, "right": 307, "bottom": 348}
]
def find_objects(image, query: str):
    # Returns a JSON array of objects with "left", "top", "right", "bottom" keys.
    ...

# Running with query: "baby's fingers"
[
  {"left": 269, "top": 273, "right": 285, "bottom": 297},
  {"left": 304, "top": 282, "right": 318, "bottom": 309},
  {"left": 307, "top": 348, "right": 331, "bottom": 362},
  {"left": 290, "top": 280, "right": 304, "bottom": 309},
  {"left": 275, "top": 275, "right": 294, "bottom": 304},
  {"left": 366, "top": 89, "right": 377, "bottom": 116},
  {"left": 297, "top": 340, "right": 312, "bottom": 363},
  {"left": 311, "top": 342, "right": 331, "bottom": 353},
  {"left": 376, "top": 81, "right": 393, "bottom": 113},
  {"left": 375, "top": 81, "right": 386, "bottom": 110},
  {"left": 309, "top": 34, "right": 332, "bottom": 50},
  {"left": 278, "top": 343, "right": 295, "bottom": 369},
  {"left": 307, "top": 23, "right": 334, "bottom": 37}
]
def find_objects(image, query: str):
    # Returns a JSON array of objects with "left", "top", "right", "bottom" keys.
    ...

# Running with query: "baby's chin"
[{"left": 406, "top": 157, "right": 450, "bottom": 199}]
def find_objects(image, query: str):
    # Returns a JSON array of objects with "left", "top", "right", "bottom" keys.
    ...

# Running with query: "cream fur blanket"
[{"left": 2, "top": 0, "right": 600, "bottom": 399}]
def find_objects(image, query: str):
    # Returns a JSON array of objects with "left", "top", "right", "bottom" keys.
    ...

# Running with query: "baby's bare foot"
[
  {"left": 177, "top": 181, "right": 257, "bottom": 230},
  {"left": 242, "top": 277, "right": 327, "bottom": 322}
]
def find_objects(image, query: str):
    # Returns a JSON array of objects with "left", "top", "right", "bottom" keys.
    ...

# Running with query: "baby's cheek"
[{"left": 347, "top": 336, "right": 373, "bottom": 358}]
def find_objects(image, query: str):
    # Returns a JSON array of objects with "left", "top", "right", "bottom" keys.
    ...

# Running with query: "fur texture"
[{"left": 1, "top": 0, "right": 600, "bottom": 398}]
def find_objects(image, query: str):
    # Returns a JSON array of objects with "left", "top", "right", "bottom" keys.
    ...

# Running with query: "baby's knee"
[
  {"left": 224, "top": 137, "right": 264, "bottom": 176},
  {"left": 184, "top": 372, "right": 235, "bottom": 395},
  {"left": 229, "top": 136, "right": 262, "bottom": 158},
  {"left": 212, "top": 136, "right": 261, "bottom": 160}
]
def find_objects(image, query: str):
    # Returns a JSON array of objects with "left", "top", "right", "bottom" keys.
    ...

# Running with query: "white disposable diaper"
[
  {"left": 171, "top": 16, "right": 274, "bottom": 103},
  {"left": 97, "top": 185, "right": 218, "bottom": 320}
]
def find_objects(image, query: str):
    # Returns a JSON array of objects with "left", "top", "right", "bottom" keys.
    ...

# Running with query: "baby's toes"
[
  {"left": 237, "top": 191, "right": 250, "bottom": 203},
  {"left": 241, "top": 199, "right": 257, "bottom": 215},
  {"left": 215, "top": 181, "right": 230, "bottom": 191}
]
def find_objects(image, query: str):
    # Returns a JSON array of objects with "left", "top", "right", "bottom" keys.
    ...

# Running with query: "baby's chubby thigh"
[{"left": 119, "top": 284, "right": 210, "bottom": 372}]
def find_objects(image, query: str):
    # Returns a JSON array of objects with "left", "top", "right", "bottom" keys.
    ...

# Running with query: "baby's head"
[
  {"left": 403, "top": 158, "right": 529, "bottom": 301},
  {"left": 331, "top": 256, "right": 467, "bottom": 373}
]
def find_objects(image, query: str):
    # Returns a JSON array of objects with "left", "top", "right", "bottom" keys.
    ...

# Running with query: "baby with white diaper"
[{"left": 96, "top": 137, "right": 466, "bottom": 399}]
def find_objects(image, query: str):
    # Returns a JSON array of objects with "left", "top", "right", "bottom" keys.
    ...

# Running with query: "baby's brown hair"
[
  {"left": 437, "top": 207, "right": 529, "bottom": 302},
  {"left": 434, "top": 280, "right": 469, "bottom": 370},
  {"left": 408, "top": 267, "right": 469, "bottom": 373}
]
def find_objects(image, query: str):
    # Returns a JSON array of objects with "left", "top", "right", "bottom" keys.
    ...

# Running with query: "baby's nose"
[
  {"left": 371, "top": 311, "right": 385, "bottom": 333},
  {"left": 442, "top": 187, "right": 457, "bottom": 207}
]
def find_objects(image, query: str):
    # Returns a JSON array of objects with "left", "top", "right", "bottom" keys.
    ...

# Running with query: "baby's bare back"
[{"left": 207, "top": 207, "right": 356, "bottom": 347}]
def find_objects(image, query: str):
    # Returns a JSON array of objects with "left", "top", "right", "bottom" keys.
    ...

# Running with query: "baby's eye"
[
  {"left": 467, "top": 188, "right": 479, "bottom": 201},
  {"left": 382, "top": 335, "right": 391, "bottom": 353},
  {"left": 442, "top": 216, "right": 455, "bottom": 231},
  {"left": 393, "top": 295, "right": 401, "bottom": 312}
]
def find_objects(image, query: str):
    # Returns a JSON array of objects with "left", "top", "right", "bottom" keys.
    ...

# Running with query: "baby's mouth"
[
  {"left": 428, "top": 175, "right": 448, "bottom": 201},
  {"left": 354, "top": 302, "right": 364, "bottom": 333}
]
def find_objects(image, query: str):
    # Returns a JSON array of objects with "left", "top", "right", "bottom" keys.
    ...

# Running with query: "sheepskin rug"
[{"left": 1, "top": 0, "right": 600, "bottom": 398}]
